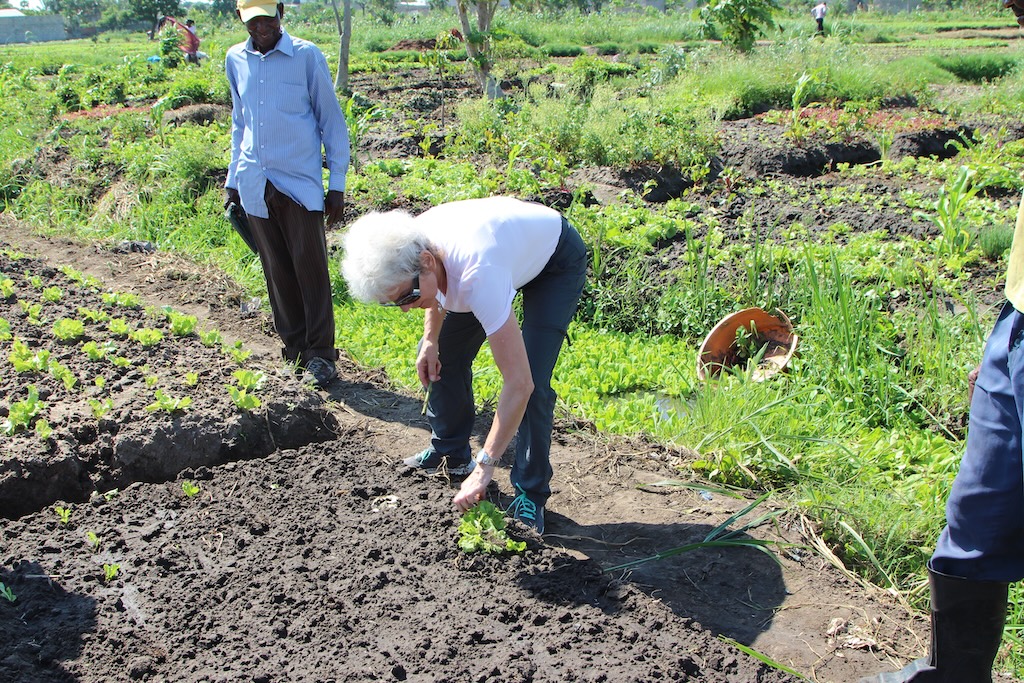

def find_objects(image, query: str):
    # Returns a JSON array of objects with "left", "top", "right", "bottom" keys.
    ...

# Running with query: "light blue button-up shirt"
[{"left": 225, "top": 30, "right": 350, "bottom": 219}]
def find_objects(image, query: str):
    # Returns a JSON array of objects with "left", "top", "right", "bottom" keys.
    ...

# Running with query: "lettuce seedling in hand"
[{"left": 458, "top": 501, "right": 526, "bottom": 555}]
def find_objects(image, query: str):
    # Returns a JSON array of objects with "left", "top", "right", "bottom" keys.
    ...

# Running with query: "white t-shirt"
[
  {"left": 812, "top": 3, "right": 827, "bottom": 19},
  {"left": 418, "top": 197, "right": 562, "bottom": 336}
]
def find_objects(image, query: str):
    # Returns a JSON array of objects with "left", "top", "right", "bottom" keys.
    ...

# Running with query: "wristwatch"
[{"left": 474, "top": 449, "right": 499, "bottom": 467}]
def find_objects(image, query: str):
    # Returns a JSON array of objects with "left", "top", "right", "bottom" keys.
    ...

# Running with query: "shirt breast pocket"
[{"left": 277, "top": 82, "right": 311, "bottom": 116}]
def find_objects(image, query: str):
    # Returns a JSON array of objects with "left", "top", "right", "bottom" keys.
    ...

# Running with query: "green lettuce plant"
[
  {"left": 458, "top": 501, "right": 526, "bottom": 554},
  {"left": 146, "top": 389, "right": 191, "bottom": 414},
  {"left": 52, "top": 317, "right": 85, "bottom": 341},
  {"left": 131, "top": 328, "right": 163, "bottom": 347},
  {"left": 2, "top": 385, "right": 44, "bottom": 435},
  {"left": 54, "top": 505, "right": 71, "bottom": 525}
]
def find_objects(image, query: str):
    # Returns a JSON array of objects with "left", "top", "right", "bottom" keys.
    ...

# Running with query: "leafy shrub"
[
  {"left": 164, "top": 73, "right": 226, "bottom": 107},
  {"left": 594, "top": 42, "right": 620, "bottom": 55}
]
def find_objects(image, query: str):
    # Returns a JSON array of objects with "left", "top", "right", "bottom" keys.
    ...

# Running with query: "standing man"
[
  {"left": 812, "top": 1, "right": 827, "bottom": 34},
  {"left": 225, "top": 0, "right": 350, "bottom": 387}
]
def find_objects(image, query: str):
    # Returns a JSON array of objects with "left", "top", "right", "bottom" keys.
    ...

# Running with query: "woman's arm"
[{"left": 453, "top": 313, "right": 534, "bottom": 512}]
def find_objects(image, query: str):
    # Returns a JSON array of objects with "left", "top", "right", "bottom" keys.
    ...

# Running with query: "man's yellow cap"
[{"left": 237, "top": 0, "right": 279, "bottom": 23}]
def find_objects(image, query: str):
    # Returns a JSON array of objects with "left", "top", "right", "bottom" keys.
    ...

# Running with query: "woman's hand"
[
  {"left": 416, "top": 339, "right": 441, "bottom": 388},
  {"left": 453, "top": 465, "right": 493, "bottom": 513}
]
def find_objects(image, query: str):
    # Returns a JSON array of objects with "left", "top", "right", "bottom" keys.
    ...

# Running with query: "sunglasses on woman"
[{"left": 384, "top": 274, "right": 420, "bottom": 307}]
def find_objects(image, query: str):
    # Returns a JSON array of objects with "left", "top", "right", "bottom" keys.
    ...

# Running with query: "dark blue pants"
[
  {"left": 932, "top": 301, "right": 1024, "bottom": 582},
  {"left": 425, "top": 219, "right": 587, "bottom": 506}
]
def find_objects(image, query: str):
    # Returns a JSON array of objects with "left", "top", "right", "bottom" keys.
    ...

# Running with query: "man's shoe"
[
  {"left": 402, "top": 449, "right": 473, "bottom": 477},
  {"left": 506, "top": 486, "right": 545, "bottom": 534},
  {"left": 302, "top": 357, "right": 337, "bottom": 388}
]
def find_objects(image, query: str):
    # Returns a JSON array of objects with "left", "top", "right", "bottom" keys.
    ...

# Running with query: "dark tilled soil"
[{"left": 0, "top": 213, "right": 927, "bottom": 683}]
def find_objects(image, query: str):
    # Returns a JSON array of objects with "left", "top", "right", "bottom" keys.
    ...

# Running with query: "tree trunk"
[
  {"left": 456, "top": 0, "right": 504, "bottom": 99},
  {"left": 330, "top": 0, "right": 352, "bottom": 94}
]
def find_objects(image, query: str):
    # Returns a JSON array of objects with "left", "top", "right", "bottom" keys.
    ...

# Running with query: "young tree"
[
  {"left": 329, "top": 0, "right": 353, "bottom": 93},
  {"left": 456, "top": 0, "right": 504, "bottom": 98},
  {"left": 697, "top": 0, "right": 781, "bottom": 53},
  {"left": 129, "top": 0, "right": 183, "bottom": 29},
  {"left": 43, "top": 0, "right": 103, "bottom": 34}
]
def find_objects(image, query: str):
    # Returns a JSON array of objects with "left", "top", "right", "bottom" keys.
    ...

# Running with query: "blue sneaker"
[
  {"left": 506, "top": 486, "right": 545, "bottom": 534},
  {"left": 402, "top": 449, "right": 473, "bottom": 478}
]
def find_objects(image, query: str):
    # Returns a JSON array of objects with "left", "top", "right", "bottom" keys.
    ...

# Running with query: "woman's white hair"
[{"left": 341, "top": 210, "right": 431, "bottom": 304}]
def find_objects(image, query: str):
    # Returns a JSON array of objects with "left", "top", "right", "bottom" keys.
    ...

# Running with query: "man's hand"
[
  {"left": 325, "top": 190, "right": 345, "bottom": 228},
  {"left": 224, "top": 187, "right": 240, "bottom": 211},
  {"left": 1004, "top": 0, "right": 1024, "bottom": 26}
]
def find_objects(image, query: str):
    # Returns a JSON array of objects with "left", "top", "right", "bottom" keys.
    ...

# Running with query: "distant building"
[{"left": 0, "top": 9, "right": 65, "bottom": 44}]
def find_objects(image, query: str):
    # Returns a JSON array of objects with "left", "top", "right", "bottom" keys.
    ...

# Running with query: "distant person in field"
[
  {"left": 158, "top": 16, "right": 201, "bottom": 64},
  {"left": 811, "top": 1, "right": 827, "bottom": 34},
  {"left": 340, "top": 197, "right": 588, "bottom": 534},
  {"left": 224, "top": 0, "right": 350, "bottom": 388}
]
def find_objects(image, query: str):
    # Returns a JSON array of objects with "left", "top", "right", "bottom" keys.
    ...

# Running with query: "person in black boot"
[
  {"left": 861, "top": 568, "right": 1009, "bottom": 682},
  {"left": 859, "top": 191, "right": 1022, "bottom": 682}
]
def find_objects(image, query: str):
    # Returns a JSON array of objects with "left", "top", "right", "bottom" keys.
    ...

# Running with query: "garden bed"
[{"left": 0, "top": 217, "right": 928, "bottom": 682}]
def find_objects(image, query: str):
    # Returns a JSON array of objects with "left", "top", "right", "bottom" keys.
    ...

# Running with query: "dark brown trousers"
[{"left": 247, "top": 181, "right": 336, "bottom": 365}]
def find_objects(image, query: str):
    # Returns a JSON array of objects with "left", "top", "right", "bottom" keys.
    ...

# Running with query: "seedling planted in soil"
[
  {"left": 131, "top": 327, "right": 164, "bottom": 347},
  {"left": 146, "top": 389, "right": 192, "bottom": 414},
  {"left": 87, "top": 397, "right": 113, "bottom": 420},
  {"left": 52, "top": 317, "right": 85, "bottom": 342},
  {"left": 54, "top": 505, "right": 71, "bottom": 525},
  {"left": 102, "top": 563, "right": 120, "bottom": 582},
  {"left": 224, "top": 340, "right": 252, "bottom": 364},
  {"left": 458, "top": 501, "right": 527, "bottom": 555},
  {"left": 35, "top": 418, "right": 52, "bottom": 440},
  {"left": 9, "top": 339, "right": 49, "bottom": 373},
  {"left": 181, "top": 480, "right": 200, "bottom": 498},
  {"left": 228, "top": 386, "right": 261, "bottom": 411},
  {"left": 101, "top": 291, "right": 141, "bottom": 309},
  {"left": 167, "top": 310, "right": 197, "bottom": 336},
  {"left": 108, "top": 318, "right": 130, "bottom": 337},
  {"left": 0, "top": 582, "right": 16, "bottom": 603},
  {"left": 2, "top": 385, "right": 45, "bottom": 435}
]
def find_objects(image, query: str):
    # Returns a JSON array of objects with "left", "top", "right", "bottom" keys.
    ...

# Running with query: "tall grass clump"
[
  {"left": 929, "top": 53, "right": 1021, "bottom": 83},
  {"left": 678, "top": 40, "right": 932, "bottom": 119},
  {"left": 950, "top": 67, "right": 1024, "bottom": 116},
  {"left": 453, "top": 55, "right": 718, "bottom": 174}
]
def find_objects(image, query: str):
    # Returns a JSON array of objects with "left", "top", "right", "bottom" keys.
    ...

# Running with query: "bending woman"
[{"left": 341, "top": 197, "right": 587, "bottom": 533}]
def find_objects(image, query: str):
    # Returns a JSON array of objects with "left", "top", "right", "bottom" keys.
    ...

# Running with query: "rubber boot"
[{"left": 858, "top": 567, "right": 1009, "bottom": 683}]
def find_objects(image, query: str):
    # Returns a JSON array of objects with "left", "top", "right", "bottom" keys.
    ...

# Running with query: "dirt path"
[{"left": 0, "top": 215, "right": 928, "bottom": 682}]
